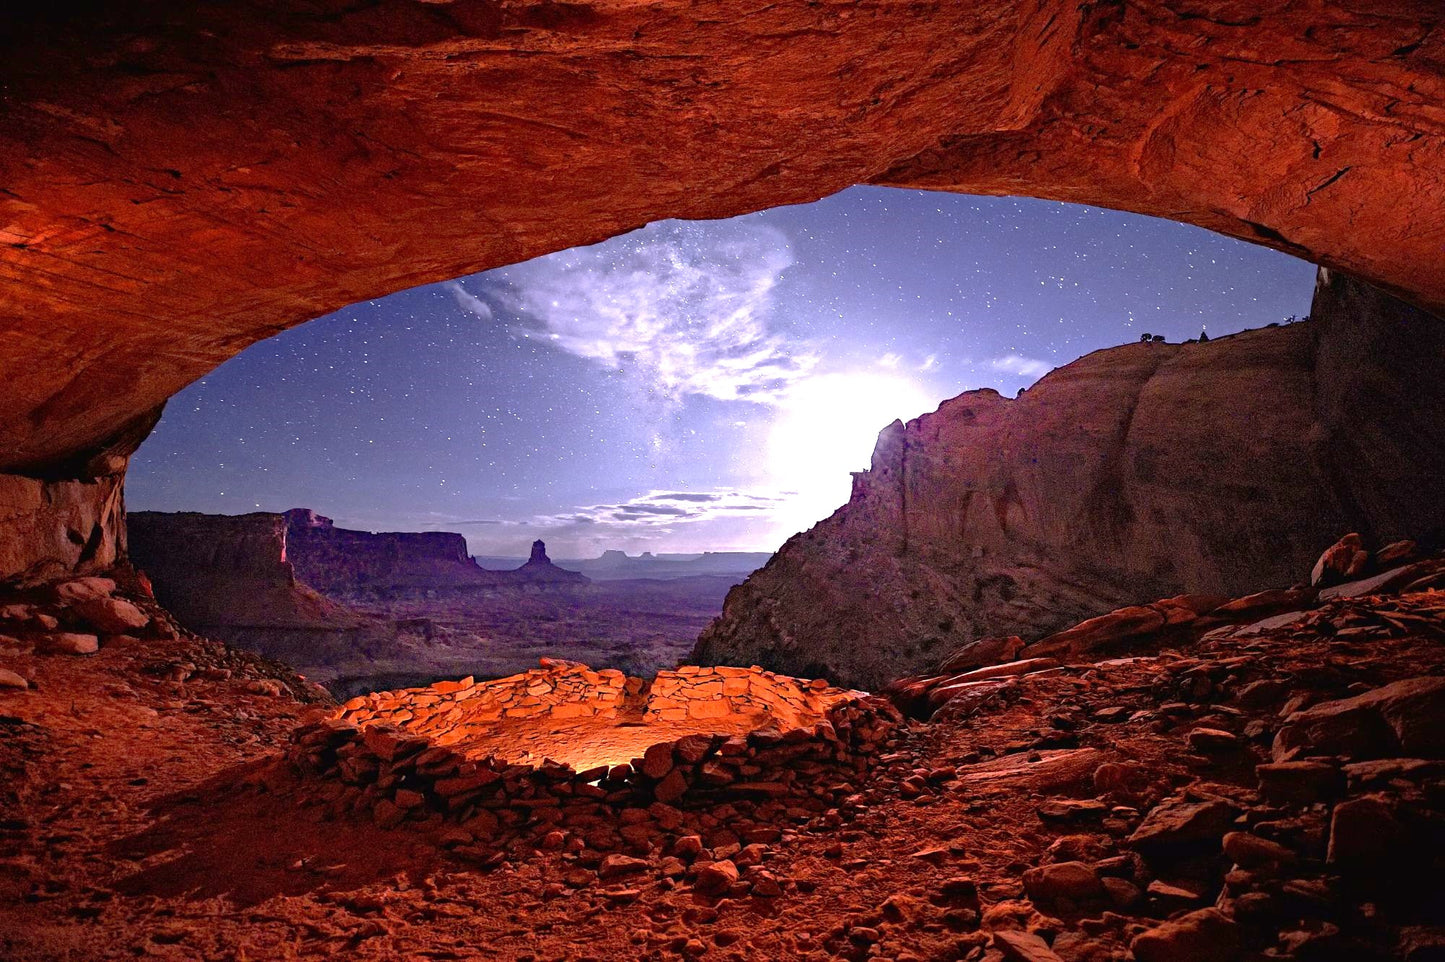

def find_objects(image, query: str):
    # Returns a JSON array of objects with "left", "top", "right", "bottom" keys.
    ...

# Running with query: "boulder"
[
  {"left": 1374, "top": 540, "right": 1418, "bottom": 568},
  {"left": 1022, "top": 861, "right": 1104, "bottom": 905},
  {"left": 694, "top": 859, "right": 739, "bottom": 895},
  {"left": 0, "top": 667, "right": 28, "bottom": 689},
  {"left": 1256, "top": 761, "right": 1345, "bottom": 805},
  {"left": 1023, "top": 606, "right": 1168, "bottom": 660},
  {"left": 1130, "top": 909, "right": 1241, "bottom": 962},
  {"left": 1311, "top": 533, "right": 1368, "bottom": 588},
  {"left": 1223, "top": 832, "right": 1296, "bottom": 868},
  {"left": 51, "top": 577, "right": 117, "bottom": 604},
  {"left": 597, "top": 854, "right": 649, "bottom": 880},
  {"left": 937, "top": 635, "right": 1025, "bottom": 674},
  {"left": 641, "top": 742, "right": 673, "bottom": 779},
  {"left": 1128, "top": 798, "right": 1238, "bottom": 857},
  {"left": 1187, "top": 728, "right": 1241, "bottom": 753},
  {"left": 1327, "top": 795, "right": 1409, "bottom": 869},
  {"left": 1273, "top": 677, "right": 1445, "bottom": 761},
  {"left": 74, "top": 596, "right": 149, "bottom": 634},
  {"left": 947, "top": 658, "right": 1061, "bottom": 684},
  {"left": 39, "top": 633, "right": 99, "bottom": 655}
]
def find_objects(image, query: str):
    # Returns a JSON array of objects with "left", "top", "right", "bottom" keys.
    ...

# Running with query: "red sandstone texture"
[
  {"left": 0, "top": 2, "right": 1443, "bottom": 514},
  {"left": 3, "top": 545, "right": 1444, "bottom": 959},
  {"left": 692, "top": 270, "right": 1445, "bottom": 689}
]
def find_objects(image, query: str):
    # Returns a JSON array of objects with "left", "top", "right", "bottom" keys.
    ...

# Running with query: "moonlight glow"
[{"left": 765, "top": 372, "right": 936, "bottom": 536}]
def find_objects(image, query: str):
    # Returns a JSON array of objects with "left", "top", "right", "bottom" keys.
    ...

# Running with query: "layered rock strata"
[
  {"left": 127, "top": 510, "right": 594, "bottom": 668},
  {"left": 282, "top": 511, "right": 586, "bottom": 597},
  {"left": 693, "top": 272, "right": 1445, "bottom": 689}
]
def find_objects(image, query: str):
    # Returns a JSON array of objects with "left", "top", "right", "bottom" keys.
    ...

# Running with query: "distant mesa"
[
  {"left": 284, "top": 507, "right": 333, "bottom": 530},
  {"left": 560, "top": 549, "right": 774, "bottom": 582}
]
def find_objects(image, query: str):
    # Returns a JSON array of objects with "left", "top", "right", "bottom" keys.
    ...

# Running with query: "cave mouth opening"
[
  {"left": 114, "top": 187, "right": 1320, "bottom": 696},
  {"left": 125, "top": 187, "right": 1316, "bottom": 563}
]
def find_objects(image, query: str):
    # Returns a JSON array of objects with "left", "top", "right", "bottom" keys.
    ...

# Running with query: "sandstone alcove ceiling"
[{"left": 2, "top": 2, "right": 1443, "bottom": 569}]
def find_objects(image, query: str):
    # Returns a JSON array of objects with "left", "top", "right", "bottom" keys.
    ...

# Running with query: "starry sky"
[{"left": 128, "top": 187, "right": 1317, "bottom": 557}]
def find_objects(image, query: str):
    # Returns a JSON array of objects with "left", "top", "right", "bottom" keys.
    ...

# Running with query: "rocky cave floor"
[{"left": 2, "top": 585, "right": 1445, "bottom": 960}]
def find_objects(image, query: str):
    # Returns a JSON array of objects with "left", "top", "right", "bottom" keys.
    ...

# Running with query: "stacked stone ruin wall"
[
  {"left": 290, "top": 663, "right": 902, "bottom": 833},
  {"left": 336, "top": 662, "right": 859, "bottom": 736}
]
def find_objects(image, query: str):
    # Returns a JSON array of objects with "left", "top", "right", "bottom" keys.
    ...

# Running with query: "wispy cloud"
[
  {"left": 989, "top": 354, "right": 1054, "bottom": 379},
  {"left": 533, "top": 490, "right": 786, "bottom": 529},
  {"left": 445, "top": 281, "right": 494, "bottom": 321},
  {"left": 485, "top": 221, "right": 816, "bottom": 405}
]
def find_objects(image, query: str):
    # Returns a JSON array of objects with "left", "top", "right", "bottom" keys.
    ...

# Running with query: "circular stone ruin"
[{"left": 287, "top": 659, "right": 903, "bottom": 833}]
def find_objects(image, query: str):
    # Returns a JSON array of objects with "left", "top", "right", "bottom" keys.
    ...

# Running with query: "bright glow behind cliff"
[{"left": 766, "top": 372, "right": 935, "bottom": 538}]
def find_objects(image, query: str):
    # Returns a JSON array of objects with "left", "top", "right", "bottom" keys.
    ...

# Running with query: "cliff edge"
[{"left": 691, "top": 270, "right": 1445, "bottom": 689}]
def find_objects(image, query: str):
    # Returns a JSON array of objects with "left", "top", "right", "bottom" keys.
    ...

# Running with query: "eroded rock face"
[
  {"left": 0, "top": 1, "right": 1443, "bottom": 489},
  {"left": 126, "top": 510, "right": 385, "bottom": 665},
  {"left": 282, "top": 509, "right": 504, "bottom": 596},
  {"left": 0, "top": 473, "right": 127, "bottom": 584},
  {"left": 692, "top": 272, "right": 1445, "bottom": 689}
]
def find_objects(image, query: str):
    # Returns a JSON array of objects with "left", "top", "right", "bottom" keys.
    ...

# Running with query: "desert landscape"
[
  {"left": 3, "top": 3, "right": 1444, "bottom": 961},
  {"left": 127, "top": 508, "right": 757, "bottom": 696}
]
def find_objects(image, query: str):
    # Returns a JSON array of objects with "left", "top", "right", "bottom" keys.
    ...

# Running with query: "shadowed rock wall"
[{"left": 691, "top": 272, "right": 1445, "bottom": 689}]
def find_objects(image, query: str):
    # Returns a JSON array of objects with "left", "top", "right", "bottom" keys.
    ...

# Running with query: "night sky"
[{"left": 128, "top": 187, "right": 1317, "bottom": 557}]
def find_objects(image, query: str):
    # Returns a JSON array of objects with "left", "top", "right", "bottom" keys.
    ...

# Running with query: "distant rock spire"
[{"left": 529, "top": 539, "right": 550, "bottom": 565}]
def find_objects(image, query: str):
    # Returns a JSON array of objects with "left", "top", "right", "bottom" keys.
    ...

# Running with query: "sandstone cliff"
[
  {"left": 691, "top": 271, "right": 1445, "bottom": 689},
  {"left": 283, "top": 508, "right": 501, "bottom": 597},
  {"left": 127, "top": 511, "right": 390, "bottom": 668}
]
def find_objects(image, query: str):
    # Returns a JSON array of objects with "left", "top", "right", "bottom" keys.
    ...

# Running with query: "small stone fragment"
[
  {"left": 1187, "top": 728, "right": 1241, "bottom": 752},
  {"left": 993, "top": 929, "right": 1066, "bottom": 962},
  {"left": 40, "top": 633, "right": 99, "bottom": 655},
  {"left": 695, "top": 859, "right": 739, "bottom": 895},
  {"left": 598, "top": 854, "right": 649, "bottom": 879}
]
